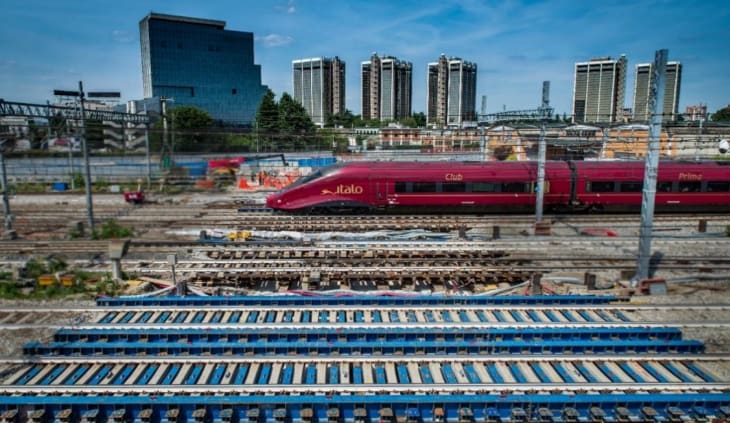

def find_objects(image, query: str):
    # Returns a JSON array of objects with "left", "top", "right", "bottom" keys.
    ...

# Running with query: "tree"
[
  {"left": 255, "top": 89, "right": 279, "bottom": 141},
  {"left": 399, "top": 117, "right": 418, "bottom": 128},
  {"left": 326, "top": 109, "right": 356, "bottom": 128},
  {"left": 412, "top": 112, "right": 427, "bottom": 127},
  {"left": 711, "top": 106, "right": 730, "bottom": 122},
  {"left": 168, "top": 106, "right": 214, "bottom": 152},
  {"left": 150, "top": 105, "right": 214, "bottom": 153},
  {"left": 278, "top": 93, "right": 316, "bottom": 150}
]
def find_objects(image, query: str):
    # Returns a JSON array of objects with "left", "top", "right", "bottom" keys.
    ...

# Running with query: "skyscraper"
[
  {"left": 632, "top": 61, "right": 682, "bottom": 122},
  {"left": 572, "top": 55, "right": 627, "bottom": 123},
  {"left": 361, "top": 54, "right": 412, "bottom": 121},
  {"left": 139, "top": 13, "right": 267, "bottom": 125},
  {"left": 427, "top": 55, "right": 478, "bottom": 127},
  {"left": 292, "top": 57, "right": 346, "bottom": 127}
]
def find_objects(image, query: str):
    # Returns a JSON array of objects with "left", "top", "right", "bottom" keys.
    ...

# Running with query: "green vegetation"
[
  {"left": 711, "top": 106, "right": 730, "bottom": 122},
  {"left": 0, "top": 257, "right": 122, "bottom": 300},
  {"left": 92, "top": 219, "right": 134, "bottom": 240}
]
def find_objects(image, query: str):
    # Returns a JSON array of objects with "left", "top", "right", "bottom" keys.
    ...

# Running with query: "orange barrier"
[{"left": 195, "top": 179, "right": 215, "bottom": 189}]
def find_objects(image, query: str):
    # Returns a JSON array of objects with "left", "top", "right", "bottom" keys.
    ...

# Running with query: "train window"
[
  {"left": 586, "top": 181, "right": 615, "bottom": 192},
  {"left": 472, "top": 182, "right": 498, "bottom": 192},
  {"left": 395, "top": 182, "right": 409, "bottom": 193},
  {"left": 678, "top": 181, "right": 702, "bottom": 192},
  {"left": 412, "top": 182, "right": 437, "bottom": 193},
  {"left": 501, "top": 182, "right": 529, "bottom": 193},
  {"left": 619, "top": 182, "right": 643, "bottom": 192},
  {"left": 657, "top": 181, "right": 674, "bottom": 192},
  {"left": 442, "top": 182, "right": 467, "bottom": 193},
  {"left": 706, "top": 181, "right": 730, "bottom": 192}
]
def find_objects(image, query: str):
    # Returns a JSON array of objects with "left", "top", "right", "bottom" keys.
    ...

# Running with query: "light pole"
[
  {"left": 54, "top": 82, "right": 121, "bottom": 236},
  {"left": 0, "top": 139, "right": 11, "bottom": 231}
]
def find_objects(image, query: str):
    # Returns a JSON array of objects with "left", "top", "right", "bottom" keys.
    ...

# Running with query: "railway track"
[
  {"left": 1, "top": 303, "right": 729, "bottom": 327},
  {"left": 0, "top": 296, "right": 728, "bottom": 422}
]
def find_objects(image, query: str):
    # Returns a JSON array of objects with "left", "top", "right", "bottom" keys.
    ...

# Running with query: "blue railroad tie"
[
  {"left": 112, "top": 365, "right": 134, "bottom": 384},
  {"left": 15, "top": 365, "right": 42, "bottom": 385},
  {"left": 663, "top": 362, "right": 694, "bottom": 383},
  {"left": 487, "top": 364, "right": 504, "bottom": 383},
  {"left": 39, "top": 365, "right": 67, "bottom": 385},
  {"left": 508, "top": 364, "right": 527, "bottom": 383},
  {"left": 396, "top": 364, "right": 410, "bottom": 384},
  {"left": 684, "top": 363, "right": 714, "bottom": 382},
  {"left": 234, "top": 364, "right": 249, "bottom": 384},
  {"left": 553, "top": 363, "right": 573, "bottom": 383},
  {"left": 420, "top": 365, "right": 434, "bottom": 384},
  {"left": 597, "top": 363, "right": 623, "bottom": 383},
  {"left": 305, "top": 365, "right": 317, "bottom": 385},
  {"left": 257, "top": 364, "right": 271, "bottom": 385},
  {"left": 173, "top": 312, "right": 187, "bottom": 323},
  {"left": 352, "top": 366, "right": 363, "bottom": 384},
  {"left": 88, "top": 365, "right": 112, "bottom": 385},
  {"left": 161, "top": 365, "right": 181, "bottom": 385},
  {"left": 618, "top": 362, "right": 644, "bottom": 382}
]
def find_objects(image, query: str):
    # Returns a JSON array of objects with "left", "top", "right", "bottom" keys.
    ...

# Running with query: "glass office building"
[{"left": 140, "top": 13, "right": 267, "bottom": 125}]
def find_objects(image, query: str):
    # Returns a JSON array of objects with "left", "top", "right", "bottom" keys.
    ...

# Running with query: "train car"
[
  {"left": 266, "top": 161, "right": 573, "bottom": 213},
  {"left": 572, "top": 160, "right": 730, "bottom": 212}
]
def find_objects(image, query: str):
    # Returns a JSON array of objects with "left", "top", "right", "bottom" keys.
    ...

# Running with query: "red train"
[{"left": 265, "top": 160, "right": 730, "bottom": 213}]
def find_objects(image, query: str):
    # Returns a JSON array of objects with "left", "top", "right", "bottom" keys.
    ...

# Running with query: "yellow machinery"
[{"left": 227, "top": 231, "right": 252, "bottom": 242}]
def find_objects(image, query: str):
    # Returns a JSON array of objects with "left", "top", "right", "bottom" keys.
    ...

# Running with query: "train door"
[
  {"left": 372, "top": 175, "right": 394, "bottom": 208},
  {"left": 373, "top": 180, "right": 390, "bottom": 206}
]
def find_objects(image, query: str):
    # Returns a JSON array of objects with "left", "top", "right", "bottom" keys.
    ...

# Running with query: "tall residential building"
[
  {"left": 572, "top": 55, "right": 627, "bottom": 123},
  {"left": 292, "top": 57, "right": 346, "bottom": 127},
  {"left": 427, "top": 55, "right": 478, "bottom": 127},
  {"left": 632, "top": 61, "right": 682, "bottom": 122},
  {"left": 361, "top": 54, "right": 412, "bottom": 121},
  {"left": 139, "top": 13, "right": 267, "bottom": 125},
  {"left": 685, "top": 104, "right": 707, "bottom": 122}
]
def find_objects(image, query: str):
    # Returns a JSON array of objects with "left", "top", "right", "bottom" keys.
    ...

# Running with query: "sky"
[{"left": 1, "top": 0, "right": 729, "bottom": 117}]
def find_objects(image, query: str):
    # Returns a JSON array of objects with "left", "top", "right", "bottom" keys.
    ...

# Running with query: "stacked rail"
[{"left": 0, "top": 295, "right": 728, "bottom": 423}]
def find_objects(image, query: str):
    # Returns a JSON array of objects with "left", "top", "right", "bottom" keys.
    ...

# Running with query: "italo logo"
[{"left": 321, "top": 184, "right": 364, "bottom": 195}]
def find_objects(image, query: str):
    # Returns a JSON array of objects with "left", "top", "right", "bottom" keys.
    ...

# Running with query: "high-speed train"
[{"left": 265, "top": 160, "right": 730, "bottom": 213}]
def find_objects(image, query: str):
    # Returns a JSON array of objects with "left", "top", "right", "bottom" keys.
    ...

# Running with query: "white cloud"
[
  {"left": 275, "top": 0, "right": 296, "bottom": 14},
  {"left": 256, "top": 34, "right": 294, "bottom": 48},
  {"left": 112, "top": 29, "right": 133, "bottom": 43}
]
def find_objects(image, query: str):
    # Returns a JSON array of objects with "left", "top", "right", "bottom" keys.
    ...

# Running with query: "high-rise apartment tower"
[
  {"left": 632, "top": 61, "right": 682, "bottom": 122},
  {"left": 572, "top": 55, "right": 627, "bottom": 123},
  {"left": 292, "top": 57, "right": 346, "bottom": 127},
  {"left": 361, "top": 54, "right": 412, "bottom": 121},
  {"left": 427, "top": 55, "right": 478, "bottom": 127},
  {"left": 139, "top": 13, "right": 267, "bottom": 125}
]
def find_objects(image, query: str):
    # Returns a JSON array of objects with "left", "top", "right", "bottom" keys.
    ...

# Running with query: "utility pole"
[
  {"left": 634, "top": 49, "right": 668, "bottom": 285},
  {"left": 143, "top": 104, "right": 151, "bottom": 188},
  {"left": 77, "top": 81, "right": 95, "bottom": 235},
  {"left": 53, "top": 82, "right": 121, "bottom": 236},
  {"left": 535, "top": 81, "right": 550, "bottom": 223},
  {"left": 160, "top": 97, "right": 169, "bottom": 169},
  {"left": 0, "top": 140, "right": 11, "bottom": 231}
]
